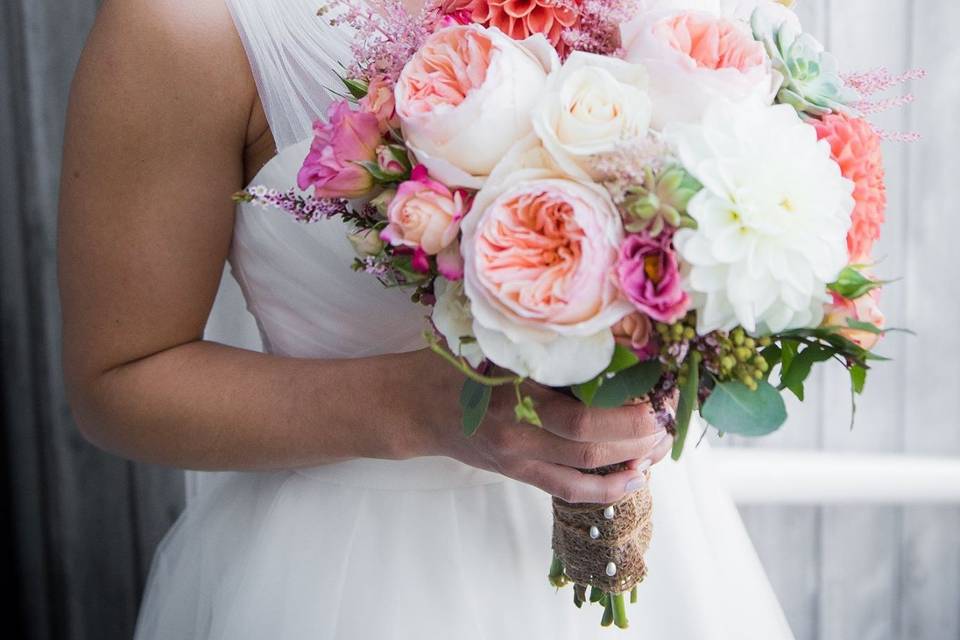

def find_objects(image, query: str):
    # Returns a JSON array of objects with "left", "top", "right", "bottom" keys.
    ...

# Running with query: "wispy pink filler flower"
[
  {"left": 324, "top": 0, "right": 438, "bottom": 85},
  {"left": 561, "top": 0, "right": 639, "bottom": 56},
  {"left": 843, "top": 66, "right": 926, "bottom": 142}
]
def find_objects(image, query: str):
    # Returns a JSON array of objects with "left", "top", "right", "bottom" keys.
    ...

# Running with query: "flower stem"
[
  {"left": 548, "top": 554, "right": 567, "bottom": 588},
  {"left": 601, "top": 594, "right": 614, "bottom": 627},
  {"left": 425, "top": 333, "right": 520, "bottom": 387},
  {"left": 611, "top": 593, "right": 629, "bottom": 629},
  {"left": 630, "top": 585, "right": 638, "bottom": 604}
]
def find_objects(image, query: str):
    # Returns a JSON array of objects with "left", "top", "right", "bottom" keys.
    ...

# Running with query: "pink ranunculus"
[
  {"left": 823, "top": 289, "right": 885, "bottom": 351},
  {"left": 381, "top": 165, "right": 467, "bottom": 255},
  {"left": 360, "top": 77, "right": 401, "bottom": 133},
  {"left": 617, "top": 233, "right": 690, "bottom": 324},
  {"left": 395, "top": 24, "right": 558, "bottom": 188},
  {"left": 620, "top": 10, "right": 777, "bottom": 128},
  {"left": 297, "top": 101, "right": 381, "bottom": 198}
]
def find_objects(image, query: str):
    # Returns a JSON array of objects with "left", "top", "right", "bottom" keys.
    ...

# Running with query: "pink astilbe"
[
  {"left": 589, "top": 135, "right": 673, "bottom": 203},
  {"left": 322, "top": 0, "right": 441, "bottom": 85},
  {"left": 843, "top": 66, "right": 926, "bottom": 142},
  {"left": 560, "top": 0, "right": 639, "bottom": 56}
]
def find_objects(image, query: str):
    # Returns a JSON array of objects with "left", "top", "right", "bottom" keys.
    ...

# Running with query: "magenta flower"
[
  {"left": 297, "top": 101, "right": 381, "bottom": 198},
  {"left": 617, "top": 233, "right": 690, "bottom": 324}
]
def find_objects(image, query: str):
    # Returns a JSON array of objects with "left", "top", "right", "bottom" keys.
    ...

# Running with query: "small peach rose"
[
  {"left": 360, "top": 77, "right": 401, "bottom": 133},
  {"left": 381, "top": 165, "right": 467, "bottom": 255},
  {"left": 823, "top": 289, "right": 885, "bottom": 351}
]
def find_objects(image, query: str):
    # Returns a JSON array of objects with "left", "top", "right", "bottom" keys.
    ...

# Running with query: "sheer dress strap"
[{"left": 225, "top": 0, "right": 354, "bottom": 148}]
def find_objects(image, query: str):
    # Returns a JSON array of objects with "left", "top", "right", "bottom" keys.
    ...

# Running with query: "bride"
[{"left": 58, "top": 0, "right": 794, "bottom": 637}]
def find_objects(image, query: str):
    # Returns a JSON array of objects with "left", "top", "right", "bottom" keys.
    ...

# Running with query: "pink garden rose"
[
  {"left": 823, "top": 290, "right": 885, "bottom": 351},
  {"left": 360, "top": 77, "right": 401, "bottom": 133},
  {"left": 620, "top": 10, "right": 777, "bottom": 127},
  {"left": 382, "top": 165, "right": 467, "bottom": 255},
  {"left": 297, "top": 101, "right": 381, "bottom": 198},
  {"left": 395, "top": 24, "right": 557, "bottom": 188},
  {"left": 617, "top": 233, "right": 690, "bottom": 324}
]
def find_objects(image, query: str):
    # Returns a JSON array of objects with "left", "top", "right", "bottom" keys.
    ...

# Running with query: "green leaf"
[
  {"left": 589, "top": 360, "right": 663, "bottom": 409},
  {"left": 850, "top": 364, "right": 867, "bottom": 395},
  {"left": 340, "top": 76, "right": 369, "bottom": 99},
  {"left": 701, "top": 381, "right": 787, "bottom": 437},
  {"left": 828, "top": 266, "right": 883, "bottom": 300},
  {"left": 460, "top": 379, "right": 491, "bottom": 436},
  {"left": 780, "top": 339, "right": 797, "bottom": 373},
  {"left": 672, "top": 351, "right": 701, "bottom": 461},
  {"left": 760, "top": 345, "right": 782, "bottom": 381},
  {"left": 778, "top": 344, "right": 834, "bottom": 400},
  {"left": 845, "top": 318, "right": 884, "bottom": 334},
  {"left": 571, "top": 345, "right": 640, "bottom": 406}
]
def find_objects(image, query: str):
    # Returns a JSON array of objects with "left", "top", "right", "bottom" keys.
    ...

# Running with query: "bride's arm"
[{"left": 59, "top": 0, "right": 671, "bottom": 504}]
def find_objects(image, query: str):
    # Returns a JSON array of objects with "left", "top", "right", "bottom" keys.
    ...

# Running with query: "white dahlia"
[{"left": 666, "top": 101, "right": 854, "bottom": 335}]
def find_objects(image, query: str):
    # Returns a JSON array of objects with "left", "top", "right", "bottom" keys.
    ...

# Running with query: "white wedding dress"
[{"left": 134, "top": 1, "right": 795, "bottom": 637}]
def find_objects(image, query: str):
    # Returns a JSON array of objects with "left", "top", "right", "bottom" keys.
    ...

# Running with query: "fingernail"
[
  {"left": 636, "top": 459, "right": 652, "bottom": 472},
  {"left": 625, "top": 475, "right": 647, "bottom": 493}
]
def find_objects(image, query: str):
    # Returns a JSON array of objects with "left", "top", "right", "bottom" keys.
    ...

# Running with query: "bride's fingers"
[
  {"left": 519, "top": 427, "right": 671, "bottom": 470},
  {"left": 536, "top": 398, "right": 664, "bottom": 443},
  {"left": 514, "top": 460, "right": 650, "bottom": 504}
]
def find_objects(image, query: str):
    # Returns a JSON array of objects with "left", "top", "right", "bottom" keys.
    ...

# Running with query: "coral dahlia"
[
  {"left": 441, "top": 0, "right": 580, "bottom": 53},
  {"left": 814, "top": 112, "right": 886, "bottom": 262}
]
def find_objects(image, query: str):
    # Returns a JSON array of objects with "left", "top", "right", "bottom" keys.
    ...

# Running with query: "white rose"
[
  {"left": 532, "top": 52, "right": 652, "bottom": 179},
  {"left": 432, "top": 278, "right": 484, "bottom": 368},
  {"left": 395, "top": 25, "right": 559, "bottom": 189},
  {"left": 621, "top": 9, "right": 780, "bottom": 128}
]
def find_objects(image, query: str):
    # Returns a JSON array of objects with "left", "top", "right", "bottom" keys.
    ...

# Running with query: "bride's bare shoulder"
[{"left": 75, "top": 0, "right": 255, "bottom": 137}]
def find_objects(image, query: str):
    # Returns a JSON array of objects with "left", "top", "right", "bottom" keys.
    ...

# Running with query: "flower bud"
[{"left": 347, "top": 228, "right": 385, "bottom": 257}]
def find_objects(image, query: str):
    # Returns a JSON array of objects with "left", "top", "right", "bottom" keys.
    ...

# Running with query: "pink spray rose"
[
  {"left": 617, "top": 233, "right": 690, "bottom": 324},
  {"left": 612, "top": 312, "right": 658, "bottom": 360},
  {"left": 381, "top": 165, "right": 467, "bottom": 255},
  {"left": 360, "top": 77, "right": 401, "bottom": 133},
  {"left": 297, "top": 101, "right": 381, "bottom": 198},
  {"left": 823, "top": 289, "right": 886, "bottom": 351}
]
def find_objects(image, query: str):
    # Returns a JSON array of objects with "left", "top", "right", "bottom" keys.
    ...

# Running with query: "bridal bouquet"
[{"left": 238, "top": 0, "right": 922, "bottom": 628}]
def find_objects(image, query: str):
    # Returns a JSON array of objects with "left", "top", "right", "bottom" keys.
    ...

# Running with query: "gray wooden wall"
[
  {"left": 0, "top": 1, "right": 956, "bottom": 639},
  {"left": 1, "top": 1, "right": 184, "bottom": 639}
]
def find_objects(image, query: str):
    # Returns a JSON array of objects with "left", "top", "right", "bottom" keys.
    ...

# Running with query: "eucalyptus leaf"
[
  {"left": 672, "top": 352, "right": 701, "bottom": 461},
  {"left": 701, "top": 381, "right": 787, "bottom": 437},
  {"left": 460, "top": 379, "right": 491, "bottom": 437},
  {"left": 589, "top": 360, "right": 662, "bottom": 409}
]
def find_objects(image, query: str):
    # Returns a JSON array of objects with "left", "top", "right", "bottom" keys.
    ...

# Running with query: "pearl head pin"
[
  {"left": 603, "top": 506, "right": 616, "bottom": 520},
  {"left": 605, "top": 562, "right": 617, "bottom": 577},
  {"left": 589, "top": 526, "right": 600, "bottom": 539}
]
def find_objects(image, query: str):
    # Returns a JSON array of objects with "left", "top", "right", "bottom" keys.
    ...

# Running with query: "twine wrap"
[{"left": 551, "top": 470, "right": 653, "bottom": 593}]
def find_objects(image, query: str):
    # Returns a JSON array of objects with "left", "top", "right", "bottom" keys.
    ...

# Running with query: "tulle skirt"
[{"left": 134, "top": 444, "right": 793, "bottom": 639}]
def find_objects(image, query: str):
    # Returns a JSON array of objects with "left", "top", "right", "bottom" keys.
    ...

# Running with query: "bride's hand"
[{"left": 430, "top": 374, "right": 675, "bottom": 505}]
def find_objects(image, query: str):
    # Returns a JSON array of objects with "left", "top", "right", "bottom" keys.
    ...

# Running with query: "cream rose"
[
  {"left": 432, "top": 277, "right": 484, "bottom": 368},
  {"left": 460, "top": 136, "right": 633, "bottom": 386},
  {"left": 532, "top": 52, "right": 652, "bottom": 179},
  {"left": 395, "top": 25, "right": 559, "bottom": 189},
  {"left": 621, "top": 10, "right": 779, "bottom": 128}
]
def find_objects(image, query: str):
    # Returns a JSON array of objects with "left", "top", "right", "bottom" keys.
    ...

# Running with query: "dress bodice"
[{"left": 229, "top": 140, "right": 427, "bottom": 359}]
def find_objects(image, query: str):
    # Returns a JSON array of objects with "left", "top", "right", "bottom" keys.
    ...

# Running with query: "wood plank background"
[{"left": 0, "top": 1, "right": 956, "bottom": 638}]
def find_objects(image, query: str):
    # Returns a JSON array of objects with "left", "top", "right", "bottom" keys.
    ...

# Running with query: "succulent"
[
  {"left": 751, "top": 8, "right": 860, "bottom": 118},
  {"left": 620, "top": 165, "right": 701, "bottom": 237}
]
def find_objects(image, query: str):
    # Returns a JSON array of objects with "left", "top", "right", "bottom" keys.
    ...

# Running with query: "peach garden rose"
[
  {"left": 459, "top": 137, "right": 633, "bottom": 386},
  {"left": 620, "top": 9, "right": 778, "bottom": 128},
  {"left": 394, "top": 24, "right": 559, "bottom": 189}
]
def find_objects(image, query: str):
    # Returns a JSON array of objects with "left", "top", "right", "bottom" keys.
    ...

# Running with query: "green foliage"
[
  {"left": 340, "top": 76, "right": 369, "bottom": 100},
  {"left": 459, "top": 379, "right": 491, "bottom": 437},
  {"left": 572, "top": 346, "right": 661, "bottom": 408},
  {"left": 672, "top": 351, "right": 701, "bottom": 461},
  {"left": 701, "top": 380, "right": 788, "bottom": 437},
  {"left": 828, "top": 266, "right": 885, "bottom": 300}
]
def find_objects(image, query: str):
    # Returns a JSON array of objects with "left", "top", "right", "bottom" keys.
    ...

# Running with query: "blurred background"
[{"left": 1, "top": 1, "right": 958, "bottom": 639}]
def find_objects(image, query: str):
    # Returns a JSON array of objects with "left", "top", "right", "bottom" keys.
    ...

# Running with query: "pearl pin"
[
  {"left": 603, "top": 506, "right": 616, "bottom": 520},
  {"left": 606, "top": 562, "right": 617, "bottom": 577},
  {"left": 589, "top": 526, "right": 600, "bottom": 539}
]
